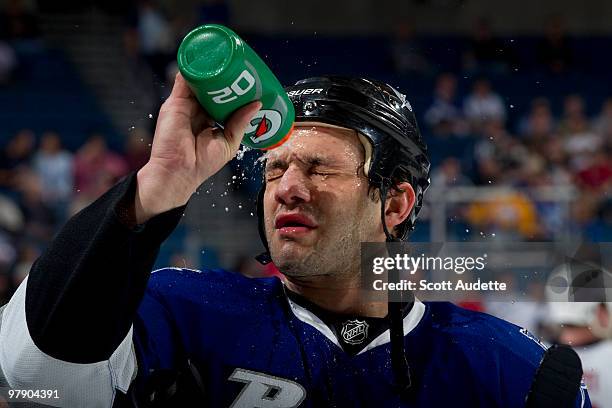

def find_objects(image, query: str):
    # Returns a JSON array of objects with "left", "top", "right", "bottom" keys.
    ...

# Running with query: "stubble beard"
[{"left": 271, "top": 217, "right": 368, "bottom": 282}]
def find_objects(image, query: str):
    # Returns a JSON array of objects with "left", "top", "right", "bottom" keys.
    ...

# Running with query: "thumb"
[{"left": 224, "top": 101, "right": 262, "bottom": 149}]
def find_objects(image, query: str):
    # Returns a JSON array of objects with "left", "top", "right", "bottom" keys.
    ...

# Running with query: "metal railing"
[{"left": 424, "top": 185, "right": 578, "bottom": 242}]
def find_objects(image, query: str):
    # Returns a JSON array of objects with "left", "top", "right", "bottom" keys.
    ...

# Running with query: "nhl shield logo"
[{"left": 341, "top": 319, "right": 369, "bottom": 345}]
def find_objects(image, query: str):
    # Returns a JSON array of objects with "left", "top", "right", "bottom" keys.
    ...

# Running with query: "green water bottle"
[{"left": 177, "top": 24, "right": 294, "bottom": 150}]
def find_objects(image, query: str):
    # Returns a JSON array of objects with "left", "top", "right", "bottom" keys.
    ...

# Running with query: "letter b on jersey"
[{"left": 229, "top": 368, "right": 306, "bottom": 407}]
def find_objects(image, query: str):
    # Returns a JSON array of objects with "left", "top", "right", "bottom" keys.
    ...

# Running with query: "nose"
[{"left": 273, "top": 165, "right": 312, "bottom": 207}]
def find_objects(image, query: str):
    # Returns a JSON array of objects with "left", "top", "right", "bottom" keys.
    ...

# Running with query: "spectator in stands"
[
  {"left": 431, "top": 157, "right": 472, "bottom": 188},
  {"left": 73, "top": 134, "right": 128, "bottom": 211},
  {"left": 13, "top": 167, "right": 55, "bottom": 243},
  {"left": 559, "top": 95, "right": 602, "bottom": 171},
  {"left": 0, "top": 192, "right": 23, "bottom": 235},
  {"left": 575, "top": 149, "right": 612, "bottom": 192},
  {"left": 463, "top": 78, "right": 506, "bottom": 132},
  {"left": 136, "top": 0, "right": 174, "bottom": 81},
  {"left": 124, "top": 128, "right": 152, "bottom": 172},
  {"left": 389, "top": 22, "right": 430, "bottom": 75},
  {"left": 544, "top": 302, "right": 612, "bottom": 407},
  {"left": 0, "top": 41, "right": 17, "bottom": 83},
  {"left": 558, "top": 94, "right": 589, "bottom": 136},
  {"left": 536, "top": 17, "right": 574, "bottom": 74},
  {"left": 0, "top": 129, "right": 35, "bottom": 191},
  {"left": 542, "top": 137, "right": 572, "bottom": 186},
  {"left": 518, "top": 97, "right": 556, "bottom": 142},
  {"left": 0, "top": 220, "right": 18, "bottom": 277},
  {"left": 32, "top": 132, "right": 73, "bottom": 224},
  {"left": 10, "top": 242, "right": 39, "bottom": 287},
  {"left": 593, "top": 98, "right": 612, "bottom": 141},
  {"left": 465, "top": 191, "right": 542, "bottom": 239},
  {"left": 473, "top": 120, "right": 526, "bottom": 185},
  {"left": 463, "top": 18, "right": 514, "bottom": 74},
  {"left": 424, "top": 73, "right": 468, "bottom": 136}
]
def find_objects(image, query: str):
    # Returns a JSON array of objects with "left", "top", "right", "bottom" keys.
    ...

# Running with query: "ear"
[{"left": 384, "top": 182, "right": 416, "bottom": 236}]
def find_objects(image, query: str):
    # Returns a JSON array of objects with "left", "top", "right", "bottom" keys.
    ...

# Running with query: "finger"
[
  {"left": 169, "top": 72, "right": 193, "bottom": 100},
  {"left": 162, "top": 73, "right": 208, "bottom": 119},
  {"left": 224, "top": 101, "right": 263, "bottom": 148}
]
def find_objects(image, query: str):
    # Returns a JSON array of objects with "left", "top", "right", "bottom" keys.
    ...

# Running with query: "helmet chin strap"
[
  {"left": 380, "top": 182, "right": 413, "bottom": 393},
  {"left": 255, "top": 185, "right": 273, "bottom": 265}
]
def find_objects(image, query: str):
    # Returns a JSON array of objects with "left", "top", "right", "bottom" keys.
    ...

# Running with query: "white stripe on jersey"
[
  {"left": 287, "top": 296, "right": 426, "bottom": 355},
  {"left": 0, "top": 276, "right": 137, "bottom": 408}
]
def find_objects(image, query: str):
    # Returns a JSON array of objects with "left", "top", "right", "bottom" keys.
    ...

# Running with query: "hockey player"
[
  {"left": 546, "top": 302, "right": 612, "bottom": 407},
  {"left": 0, "top": 74, "right": 589, "bottom": 407}
]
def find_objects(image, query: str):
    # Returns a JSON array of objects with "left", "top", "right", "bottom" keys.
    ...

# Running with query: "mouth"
[{"left": 275, "top": 213, "right": 318, "bottom": 237}]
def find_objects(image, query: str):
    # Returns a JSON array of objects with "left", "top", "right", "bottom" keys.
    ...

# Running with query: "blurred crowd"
[
  {"left": 1, "top": 1, "right": 612, "bottom": 299},
  {"left": 122, "top": 0, "right": 230, "bottom": 86},
  {"left": 0, "top": 129, "right": 152, "bottom": 305},
  {"left": 423, "top": 73, "right": 612, "bottom": 242},
  {"left": 1, "top": 2, "right": 612, "bottom": 405}
]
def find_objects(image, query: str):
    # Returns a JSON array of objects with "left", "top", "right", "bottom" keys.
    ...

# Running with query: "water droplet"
[
  {"left": 148, "top": 113, "right": 153, "bottom": 118},
  {"left": 238, "top": 205, "right": 242, "bottom": 209},
  {"left": 236, "top": 146, "right": 251, "bottom": 160},
  {"left": 225, "top": 207, "right": 229, "bottom": 212},
  {"left": 465, "top": 228, "right": 470, "bottom": 233}
]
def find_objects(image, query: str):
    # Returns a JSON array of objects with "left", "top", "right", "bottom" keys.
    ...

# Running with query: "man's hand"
[{"left": 134, "top": 73, "right": 262, "bottom": 223}]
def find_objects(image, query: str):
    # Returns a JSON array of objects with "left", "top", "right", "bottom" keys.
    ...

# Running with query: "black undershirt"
[
  {"left": 284, "top": 288, "right": 413, "bottom": 355},
  {"left": 25, "top": 172, "right": 187, "bottom": 363}
]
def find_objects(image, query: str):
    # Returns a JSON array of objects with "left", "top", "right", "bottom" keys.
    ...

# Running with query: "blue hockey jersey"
[
  {"left": 0, "top": 174, "right": 590, "bottom": 407},
  {"left": 131, "top": 267, "right": 590, "bottom": 407}
]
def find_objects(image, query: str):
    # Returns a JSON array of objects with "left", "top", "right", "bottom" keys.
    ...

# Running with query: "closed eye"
[
  {"left": 266, "top": 174, "right": 283, "bottom": 182},
  {"left": 310, "top": 170, "right": 333, "bottom": 177}
]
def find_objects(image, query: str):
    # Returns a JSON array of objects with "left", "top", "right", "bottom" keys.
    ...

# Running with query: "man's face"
[{"left": 263, "top": 125, "right": 382, "bottom": 279}]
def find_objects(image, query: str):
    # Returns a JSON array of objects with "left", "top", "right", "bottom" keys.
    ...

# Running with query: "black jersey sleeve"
[{"left": 24, "top": 172, "right": 187, "bottom": 363}]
